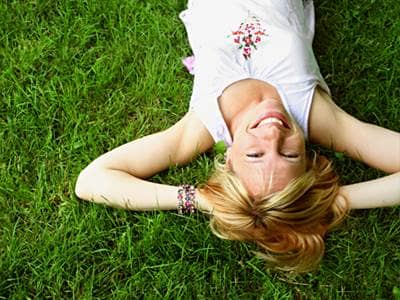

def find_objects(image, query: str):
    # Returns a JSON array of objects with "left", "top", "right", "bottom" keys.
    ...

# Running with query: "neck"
[{"left": 219, "top": 79, "right": 281, "bottom": 136}]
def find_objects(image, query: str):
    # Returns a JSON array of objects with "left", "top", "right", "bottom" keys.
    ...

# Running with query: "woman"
[{"left": 75, "top": 0, "right": 400, "bottom": 272}]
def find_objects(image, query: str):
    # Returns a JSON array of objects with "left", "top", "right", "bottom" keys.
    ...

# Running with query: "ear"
[
  {"left": 225, "top": 147, "right": 233, "bottom": 170},
  {"left": 308, "top": 151, "right": 330, "bottom": 170},
  {"left": 317, "top": 154, "right": 330, "bottom": 170},
  {"left": 225, "top": 147, "right": 231, "bottom": 160}
]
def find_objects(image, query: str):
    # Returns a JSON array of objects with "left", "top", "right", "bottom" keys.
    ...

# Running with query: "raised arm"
[
  {"left": 309, "top": 87, "right": 400, "bottom": 209},
  {"left": 75, "top": 112, "right": 214, "bottom": 211}
]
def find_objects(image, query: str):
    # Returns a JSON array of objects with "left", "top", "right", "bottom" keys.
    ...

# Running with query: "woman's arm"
[
  {"left": 75, "top": 112, "right": 214, "bottom": 211},
  {"left": 339, "top": 173, "right": 400, "bottom": 209},
  {"left": 309, "top": 87, "right": 400, "bottom": 209}
]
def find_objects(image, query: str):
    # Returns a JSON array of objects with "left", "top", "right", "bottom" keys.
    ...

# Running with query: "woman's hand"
[{"left": 195, "top": 188, "right": 214, "bottom": 213}]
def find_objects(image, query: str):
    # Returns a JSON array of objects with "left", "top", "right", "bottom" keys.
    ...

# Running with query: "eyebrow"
[
  {"left": 244, "top": 157, "right": 303, "bottom": 165},
  {"left": 243, "top": 159, "right": 264, "bottom": 165}
]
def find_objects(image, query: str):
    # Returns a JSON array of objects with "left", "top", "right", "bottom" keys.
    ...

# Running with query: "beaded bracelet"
[{"left": 177, "top": 184, "right": 196, "bottom": 214}]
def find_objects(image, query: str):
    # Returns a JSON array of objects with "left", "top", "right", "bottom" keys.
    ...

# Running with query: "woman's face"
[{"left": 227, "top": 97, "right": 307, "bottom": 199}]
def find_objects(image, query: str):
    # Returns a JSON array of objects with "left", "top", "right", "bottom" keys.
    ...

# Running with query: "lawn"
[{"left": 1, "top": 0, "right": 399, "bottom": 298}]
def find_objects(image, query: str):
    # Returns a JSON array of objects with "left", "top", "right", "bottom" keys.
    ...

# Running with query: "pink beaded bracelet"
[{"left": 177, "top": 185, "right": 196, "bottom": 214}]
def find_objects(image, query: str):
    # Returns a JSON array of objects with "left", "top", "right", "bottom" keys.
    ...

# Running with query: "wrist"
[{"left": 177, "top": 185, "right": 196, "bottom": 214}]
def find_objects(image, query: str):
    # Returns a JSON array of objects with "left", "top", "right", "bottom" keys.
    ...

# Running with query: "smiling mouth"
[{"left": 251, "top": 112, "right": 290, "bottom": 129}]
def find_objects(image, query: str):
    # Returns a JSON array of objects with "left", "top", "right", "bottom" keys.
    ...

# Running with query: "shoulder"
[
  {"left": 308, "top": 86, "right": 367, "bottom": 153},
  {"left": 308, "top": 86, "right": 346, "bottom": 148}
]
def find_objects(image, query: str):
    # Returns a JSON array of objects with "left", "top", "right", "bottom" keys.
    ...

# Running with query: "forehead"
[{"left": 231, "top": 158, "right": 306, "bottom": 198}]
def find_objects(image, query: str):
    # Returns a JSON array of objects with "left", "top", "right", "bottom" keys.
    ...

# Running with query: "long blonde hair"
[{"left": 199, "top": 153, "right": 348, "bottom": 273}]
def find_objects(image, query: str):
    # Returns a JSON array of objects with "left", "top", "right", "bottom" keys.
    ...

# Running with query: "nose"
[
  {"left": 259, "top": 125, "right": 289, "bottom": 156},
  {"left": 254, "top": 124, "right": 284, "bottom": 141}
]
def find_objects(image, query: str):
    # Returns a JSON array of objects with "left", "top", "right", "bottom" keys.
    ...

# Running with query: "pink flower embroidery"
[
  {"left": 182, "top": 56, "right": 195, "bottom": 75},
  {"left": 229, "top": 16, "right": 267, "bottom": 60}
]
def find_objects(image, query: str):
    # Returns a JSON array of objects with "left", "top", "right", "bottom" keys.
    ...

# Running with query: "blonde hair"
[{"left": 199, "top": 153, "right": 349, "bottom": 273}]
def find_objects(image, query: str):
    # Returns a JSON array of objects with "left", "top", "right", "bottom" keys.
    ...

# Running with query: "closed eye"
[
  {"left": 246, "top": 153, "right": 263, "bottom": 158},
  {"left": 282, "top": 153, "right": 299, "bottom": 158},
  {"left": 246, "top": 152, "right": 301, "bottom": 161}
]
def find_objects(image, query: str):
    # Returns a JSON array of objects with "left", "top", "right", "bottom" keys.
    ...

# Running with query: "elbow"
[{"left": 75, "top": 167, "right": 95, "bottom": 201}]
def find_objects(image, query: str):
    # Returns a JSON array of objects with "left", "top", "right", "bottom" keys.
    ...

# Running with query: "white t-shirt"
[{"left": 180, "top": 0, "right": 330, "bottom": 146}]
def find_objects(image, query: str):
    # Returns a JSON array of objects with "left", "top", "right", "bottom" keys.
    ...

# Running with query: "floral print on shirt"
[{"left": 230, "top": 15, "right": 267, "bottom": 60}]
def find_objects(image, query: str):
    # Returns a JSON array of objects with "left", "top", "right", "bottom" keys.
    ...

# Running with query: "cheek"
[
  {"left": 227, "top": 147, "right": 241, "bottom": 168},
  {"left": 227, "top": 146, "right": 248, "bottom": 175},
  {"left": 230, "top": 137, "right": 256, "bottom": 161},
  {"left": 232, "top": 132, "right": 260, "bottom": 150},
  {"left": 229, "top": 137, "right": 246, "bottom": 158}
]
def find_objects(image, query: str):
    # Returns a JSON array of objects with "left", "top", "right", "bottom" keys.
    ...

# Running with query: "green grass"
[{"left": 1, "top": 0, "right": 399, "bottom": 298}]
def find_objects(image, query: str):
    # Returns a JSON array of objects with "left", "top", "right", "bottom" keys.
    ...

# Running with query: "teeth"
[{"left": 258, "top": 117, "right": 283, "bottom": 127}]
